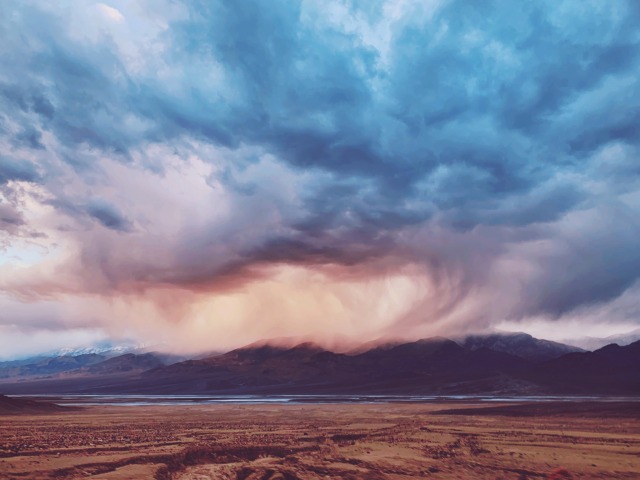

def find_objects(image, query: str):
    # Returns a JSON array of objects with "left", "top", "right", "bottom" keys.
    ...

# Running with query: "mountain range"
[{"left": 0, "top": 332, "right": 638, "bottom": 396}]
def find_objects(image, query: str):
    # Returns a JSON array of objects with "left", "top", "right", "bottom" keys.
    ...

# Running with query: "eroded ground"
[{"left": 1, "top": 402, "right": 639, "bottom": 479}]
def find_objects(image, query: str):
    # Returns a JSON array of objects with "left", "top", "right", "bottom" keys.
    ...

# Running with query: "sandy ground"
[{"left": 1, "top": 402, "right": 639, "bottom": 479}]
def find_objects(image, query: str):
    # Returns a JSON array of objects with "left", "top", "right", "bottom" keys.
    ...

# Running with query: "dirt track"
[{"left": 1, "top": 402, "right": 639, "bottom": 479}]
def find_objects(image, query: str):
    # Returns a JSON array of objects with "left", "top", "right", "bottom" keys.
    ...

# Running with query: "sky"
[{"left": 1, "top": 0, "right": 639, "bottom": 359}]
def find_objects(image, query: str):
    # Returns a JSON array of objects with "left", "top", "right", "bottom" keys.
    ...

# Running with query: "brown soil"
[{"left": 0, "top": 402, "right": 638, "bottom": 479}]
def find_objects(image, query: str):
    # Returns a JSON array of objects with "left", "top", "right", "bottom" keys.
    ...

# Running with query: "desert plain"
[{"left": 1, "top": 401, "right": 639, "bottom": 480}]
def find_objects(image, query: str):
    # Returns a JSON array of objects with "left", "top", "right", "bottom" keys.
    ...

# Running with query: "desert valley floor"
[{"left": 1, "top": 401, "right": 640, "bottom": 479}]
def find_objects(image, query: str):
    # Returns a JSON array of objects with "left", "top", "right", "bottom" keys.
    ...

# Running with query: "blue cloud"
[
  {"left": 0, "top": 157, "right": 40, "bottom": 184},
  {"left": 0, "top": 0, "right": 639, "bottom": 321},
  {"left": 86, "top": 199, "right": 132, "bottom": 232}
]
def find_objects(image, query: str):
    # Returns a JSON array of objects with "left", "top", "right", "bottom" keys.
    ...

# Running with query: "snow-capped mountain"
[{"left": 51, "top": 340, "right": 143, "bottom": 358}]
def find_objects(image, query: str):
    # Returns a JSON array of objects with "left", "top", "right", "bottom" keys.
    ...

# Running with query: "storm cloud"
[{"left": 0, "top": 0, "right": 639, "bottom": 356}]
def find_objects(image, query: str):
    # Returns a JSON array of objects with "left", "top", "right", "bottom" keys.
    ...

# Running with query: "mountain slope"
[
  {"left": 459, "top": 332, "right": 583, "bottom": 361},
  {"left": 0, "top": 354, "right": 107, "bottom": 379},
  {"left": 525, "top": 340, "right": 640, "bottom": 394},
  {"left": 0, "top": 395, "right": 73, "bottom": 415},
  {"left": 83, "top": 353, "right": 168, "bottom": 374}
]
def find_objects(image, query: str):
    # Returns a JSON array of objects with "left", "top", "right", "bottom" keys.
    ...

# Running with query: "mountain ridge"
[
  {"left": 458, "top": 332, "right": 583, "bottom": 361},
  {"left": 1, "top": 334, "right": 638, "bottom": 396}
]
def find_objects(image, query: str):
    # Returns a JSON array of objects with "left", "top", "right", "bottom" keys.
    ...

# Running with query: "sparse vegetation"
[{"left": 1, "top": 403, "right": 638, "bottom": 479}]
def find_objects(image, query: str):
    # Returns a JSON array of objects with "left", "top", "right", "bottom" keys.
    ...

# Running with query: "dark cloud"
[
  {"left": 0, "top": 0, "right": 639, "bottom": 339},
  {"left": 0, "top": 157, "right": 40, "bottom": 184},
  {"left": 0, "top": 203, "right": 25, "bottom": 233},
  {"left": 142, "top": 0, "right": 639, "bottom": 230},
  {"left": 85, "top": 199, "right": 132, "bottom": 232},
  {"left": 15, "top": 126, "right": 45, "bottom": 150},
  {"left": 508, "top": 202, "right": 640, "bottom": 317},
  {"left": 3, "top": 1, "right": 638, "bottom": 196}
]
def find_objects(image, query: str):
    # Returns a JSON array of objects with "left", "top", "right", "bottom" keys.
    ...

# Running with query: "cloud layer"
[{"left": 1, "top": 0, "right": 639, "bottom": 357}]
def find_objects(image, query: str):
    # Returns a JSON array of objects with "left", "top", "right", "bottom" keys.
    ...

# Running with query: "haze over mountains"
[
  {"left": 566, "top": 328, "right": 640, "bottom": 351},
  {"left": 1, "top": 332, "right": 637, "bottom": 396}
]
